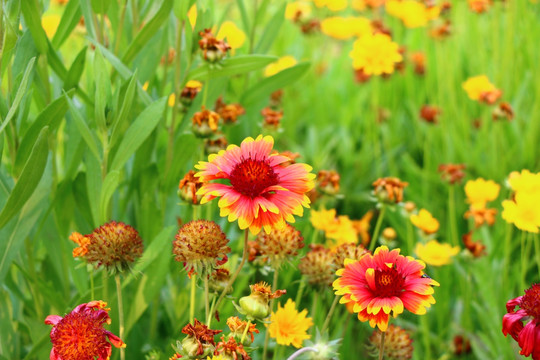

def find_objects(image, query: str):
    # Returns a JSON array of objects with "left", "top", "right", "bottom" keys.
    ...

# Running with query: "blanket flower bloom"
[
  {"left": 195, "top": 135, "right": 315, "bottom": 234},
  {"left": 503, "top": 284, "right": 540, "bottom": 359},
  {"left": 268, "top": 299, "right": 313, "bottom": 348},
  {"left": 333, "top": 246, "right": 439, "bottom": 331},
  {"left": 45, "top": 301, "right": 125, "bottom": 360}
]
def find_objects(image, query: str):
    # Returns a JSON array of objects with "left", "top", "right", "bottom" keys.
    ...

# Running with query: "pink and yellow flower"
[
  {"left": 195, "top": 135, "right": 315, "bottom": 234},
  {"left": 45, "top": 301, "right": 125, "bottom": 360},
  {"left": 333, "top": 246, "right": 439, "bottom": 331}
]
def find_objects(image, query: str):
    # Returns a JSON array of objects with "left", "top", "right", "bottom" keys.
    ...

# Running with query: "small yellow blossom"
[
  {"left": 508, "top": 170, "right": 540, "bottom": 196},
  {"left": 415, "top": 240, "right": 460, "bottom": 266},
  {"left": 464, "top": 178, "right": 500, "bottom": 210},
  {"left": 42, "top": 14, "right": 61, "bottom": 38},
  {"left": 285, "top": 2, "right": 312, "bottom": 20},
  {"left": 386, "top": 0, "right": 431, "bottom": 28},
  {"left": 410, "top": 209, "right": 440, "bottom": 235},
  {"left": 349, "top": 33, "right": 403, "bottom": 75},
  {"left": 351, "top": 0, "right": 367, "bottom": 11},
  {"left": 188, "top": 4, "right": 197, "bottom": 29},
  {"left": 313, "top": 0, "right": 348, "bottom": 11},
  {"left": 502, "top": 192, "right": 540, "bottom": 233},
  {"left": 168, "top": 93, "right": 176, "bottom": 107},
  {"left": 310, "top": 208, "right": 337, "bottom": 231},
  {"left": 462, "top": 75, "right": 498, "bottom": 101},
  {"left": 264, "top": 56, "right": 297, "bottom": 77},
  {"left": 321, "top": 16, "right": 372, "bottom": 40},
  {"left": 325, "top": 215, "right": 358, "bottom": 248},
  {"left": 217, "top": 21, "right": 246, "bottom": 50},
  {"left": 268, "top": 299, "right": 313, "bottom": 348}
]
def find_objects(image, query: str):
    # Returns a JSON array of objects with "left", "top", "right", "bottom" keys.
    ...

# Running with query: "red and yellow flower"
[
  {"left": 195, "top": 135, "right": 315, "bottom": 234},
  {"left": 333, "top": 246, "right": 439, "bottom": 331}
]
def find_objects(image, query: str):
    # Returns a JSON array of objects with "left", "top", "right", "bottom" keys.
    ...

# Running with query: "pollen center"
[
  {"left": 375, "top": 268, "right": 405, "bottom": 297},
  {"left": 521, "top": 283, "right": 540, "bottom": 319},
  {"left": 229, "top": 158, "right": 279, "bottom": 198}
]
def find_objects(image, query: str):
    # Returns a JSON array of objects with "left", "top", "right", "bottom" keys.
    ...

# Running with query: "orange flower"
[
  {"left": 462, "top": 75, "right": 501, "bottom": 104},
  {"left": 198, "top": 28, "right": 231, "bottom": 62},
  {"left": 226, "top": 316, "right": 259, "bottom": 345},
  {"left": 316, "top": 170, "right": 341, "bottom": 195},
  {"left": 178, "top": 170, "right": 204, "bottom": 205},
  {"left": 420, "top": 104, "right": 440, "bottom": 124},
  {"left": 372, "top": 177, "right": 409, "bottom": 204},
  {"left": 195, "top": 135, "right": 315, "bottom": 234},
  {"left": 438, "top": 163, "right": 466, "bottom": 184},
  {"left": 465, "top": 207, "right": 497, "bottom": 228},
  {"left": 192, "top": 106, "right": 221, "bottom": 137}
]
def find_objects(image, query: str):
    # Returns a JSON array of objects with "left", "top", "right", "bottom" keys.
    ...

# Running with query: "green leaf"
[
  {"left": 255, "top": 3, "right": 286, "bottom": 54},
  {"left": 85, "top": 153, "right": 102, "bottom": 226},
  {"left": 65, "top": 93, "right": 101, "bottom": 162},
  {"left": 93, "top": 48, "right": 110, "bottom": 131},
  {"left": 91, "top": 0, "right": 110, "bottom": 14},
  {"left": 241, "top": 62, "right": 310, "bottom": 106},
  {"left": 0, "top": 57, "right": 35, "bottom": 135},
  {"left": 110, "top": 72, "right": 138, "bottom": 148},
  {"left": 122, "top": 0, "right": 174, "bottom": 65},
  {"left": 79, "top": 0, "right": 97, "bottom": 40},
  {"left": 99, "top": 170, "right": 119, "bottom": 224},
  {"left": 187, "top": 55, "right": 277, "bottom": 81},
  {"left": 235, "top": 0, "right": 250, "bottom": 34},
  {"left": 20, "top": 0, "right": 48, "bottom": 54},
  {"left": 14, "top": 91, "right": 72, "bottom": 176},
  {"left": 0, "top": 127, "right": 49, "bottom": 229},
  {"left": 110, "top": 97, "right": 167, "bottom": 172},
  {"left": 64, "top": 46, "right": 87, "bottom": 91},
  {"left": 52, "top": 0, "right": 82, "bottom": 48}
]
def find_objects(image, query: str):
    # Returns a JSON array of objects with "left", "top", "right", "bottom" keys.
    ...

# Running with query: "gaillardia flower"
[
  {"left": 178, "top": 319, "right": 222, "bottom": 358},
  {"left": 503, "top": 284, "right": 540, "bottom": 359},
  {"left": 70, "top": 221, "right": 143, "bottom": 274},
  {"left": 334, "top": 246, "right": 439, "bottom": 331},
  {"left": 45, "top": 301, "right": 125, "bottom": 360},
  {"left": 268, "top": 299, "right": 313, "bottom": 348},
  {"left": 195, "top": 135, "right": 315, "bottom": 234}
]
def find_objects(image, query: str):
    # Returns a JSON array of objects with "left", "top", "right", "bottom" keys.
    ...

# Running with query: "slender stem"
[
  {"left": 521, "top": 230, "right": 527, "bottom": 291},
  {"left": 378, "top": 330, "right": 386, "bottom": 360},
  {"left": 369, "top": 206, "right": 386, "bottom": 252},
  {"left": 286, "top": 347, "right": 319, "bottom": 360},
  {"left": 115, "top": 275, "right": 125, "bottom": 360},
  {"left": 406, "top": 218, "right": 414, "bottom": 255},
  {"left": 263, "top": 268, "right": 280, "bottom": 360},
  {"left": 321, "top": 295, "right": 340, "bottom": 334},
  {"left": 309, "top": 292, "right": 319, "bottom": 335},
  {"left": 90, "top": 267, "right": 95, "bottom": 299},
  {"left": 206, "top": 295, "right": 216, "bottom": 325},
  {"left": 534, "top": 234, "right": 540, "bottom": 279},
  {"left": 114, "top": 0, "right": 129, "bottom": 54},
  {"left": 130, "top": 0, "right": 139, "bottom": 33},
  {"left": 502, "top": 223, "right": 513, "bottom": 292},
  {"left": 211, "top": 230, "right": 250, "bottom": 326},
  {"left": 201, "top": 79, "right": 210, "bottom": 108},
  {"left": 102, "top": 272, "right": 108, "bottom": 302},
  {"left": 448, "top": 185, "right": 458, "bottom": 246},
  {"left": 421, "top": 314, "right": 431, "bottom": 359},
  {"left": 240, "top": 319, "right": 252, "bottom": 344},
  {"left": 204, "top": 275, "right": 210, "bottom": 324},
  {"left": 249, "top": 0, "right": 259, "bottom": 53},
  {"left": 294, "top": 277, "right": 306, "bottom": 305},
  {"left": 189, "top": 274, "right": 196, "bottom": 324}
]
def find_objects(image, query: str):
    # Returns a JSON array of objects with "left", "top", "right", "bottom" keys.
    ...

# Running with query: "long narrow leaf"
[{"left": 187, "top": 55, "right": 277, "bottom": 81}]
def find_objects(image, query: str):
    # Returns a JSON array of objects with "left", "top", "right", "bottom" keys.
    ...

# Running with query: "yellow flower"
[
  {"left": 310, "top": 208, "right": 337, "bottom": 231},
  {"left": 410, "top": 209, "right": 439, "bottom": 235},
  {"left": 325, "top": 215, "right": 358, "bottom": 248},
  {"left": 168, "top": 93, "right": 176, "bottom": 107},
  {"left": 321, "top": 16, "right": 372, "bottom": 40},
  {"left": 264, "top": 56, "right": 297, "bottom": 77},
  {"left": 387, "top": 0, "right": 430, "bottom": 28},
  {"left": 268, "top": 299, "right": 313, "bottom": 348},
  {"left": 188, "top": 4, "right": 197, "bottom": 29},
  {"left": 349, "top": 33, "right": 403, "bottom": 75},
  {"left": 508, "top": 170, "right": 540, "bottom": 195},
  {"left": 42, "top": 14, "right": 61, "bottom": 38},
  {"left": 415, "top": 240, "right": 460, "bottom": 266},
  {"left": 502, "top": 192, "right": 540, "bottom": 233},
  {"left": 217, "top": 21, "right": 246, "bottom": 50},
  {"left": 207, "top": 356, "right": 225, "bottom": 360},
  {"left": 351, "top": 0, "right": 367, "bottom": 11},
  {"left": 314, "top": 0, "right": 348, "bottom": 11},
  {"left": 285, "top": 2, "right": 312, "bottom": 20},
  {"left": 462, "top": 75, "right": 498, "bottom": 101},
  {"left": 464, "top": 178, "right": 500, "bottom": 210}
]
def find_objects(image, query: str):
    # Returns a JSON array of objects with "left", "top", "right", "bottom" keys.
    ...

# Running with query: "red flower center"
[
  {"left": 229, "top": 158, "right": 279, "bottom": 198},
  {"left": 51, "top": 312, "right": 110, "bottom": 360},
  {"left": 374, "top": 267, "right": 405, "bottom": 297},
  {"left": 521, "top": 283, "right": 540, "bottom": 319}
]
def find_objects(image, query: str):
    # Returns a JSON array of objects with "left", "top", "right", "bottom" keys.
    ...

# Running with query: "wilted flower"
[
  {"left": 198, "top": 28, "right": 231, "bottom": 63},
  {"left": 372, "top": 177, "right": 409, "bottom": 204},
  {"left": 192, "top": 107, "right": 221, "bottom": 138},
  {"left": 453, "top": 335, "right": 472, "bottom": 356},
  {"left": 180, "top": 80, "right": 203, "bottom": 107},
  {"left": 430, "top": 20, "right": 452, "bottom": 39},
  {"left": 268, "top": 299, "right": 313, "bottom": 348},
  {"left": 214, "top": 336, "right": 251, "bottom": 360},
  {"left": 195, "top": 135, "right": 315, "bottom": 234},
  {"left": 45, "top": 301, "right": 125, "bottom": 360},
  {"left": 411, "top": 52, "right": 426, "bottom": 75},
  {"left": 178, "top": 170, "right": 204, "bottom": 205},
  {"left": 209, "top": 268, "right": 232, "bottom": 295},
  {"left": 205, "top": 135, "right": 228, "bottom": 155},
  {"left": 415, "top": 240, "right": 460, "bottom": 266},
  {"left": 334, "top": 246, "right": 439, "bottom": 331},
  {"left": 215, "top": 97, "right": 245, "bottom": 124},
  {"left": 350, "top": 33, "right": 403, "bottom": 76},
  {"left": 492, "top": 102, "right": 514, "bottom": 121},
  {"left": 462, "top": 232, "right": 486, "bottom": 258},
  {"left": 179, "top": 319, "right": 222, "bottom": 358},
  {"left": 255, "top": 224, "right": 304, "bottom": 268},
  {"left": 238, "top": 282, "right": 286, "bottom": 321},
  {"left": 462, "top": 75, "right": 501, "bottom": 104},
  {"left": 367, "top": 324, "right": 413, "bottom": 359},
  {"left": 468, "top": 0, "right": 492, "bottom": 13},
  {"left": 464, "top": 207, "right": 497, "bottom": 228},
  {"left": 226, "top": 316, "right": 259, "bottom": 346},
  {"left": 173, "top": 220, "right": 230, "bottom": 276},
  {"left": 420, "top": 104, "right": 440, "bottom": 124},
  {"left": 261, "top": 107, "right": 283, "bottom": 130},
  {"left": 299, "top": 244, "right": 336, "bottom": 286},
  {"left": 503, "top": 284, "right": 540, "bottom": 359},
  {"left": 316, "top": 170, "right": 340, "bottom": 195},
  {"left": 70, "top": 221, "right": 143, "bottom": 274},
  {"left": 264, "top": 56, "right": 297, "bottom": 77},
  {"left": 410, "top": 209, "right": 440, "bottom": 235},
  {"left": 438, "top": 164, "right": 466, "bottom": 184}
]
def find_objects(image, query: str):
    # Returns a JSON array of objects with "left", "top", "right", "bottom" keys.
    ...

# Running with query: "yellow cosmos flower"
[
  {"left": 415, "top": 240, "right": 460, "bottom": 266},
  {"left": 42, "top": 14, "right": 61, "bottom": 38},
  {"left": 321, "top": 16, "right": 372, "bottom": 40},
  {"left": 285, "top": 2, "right": 312, "bottom": 20},
  {"left": 325, "top": 215, "right": 358, "bottom": 248},
  {"left": 264, "top": 56, "right": 297, "bottom": 77},
  {"left": 464, "top": 178, "right": 500, "bottom": 210},
  {"left": 268, "top": 299, "right": 313, "bottom": 348},
  {"left": 462, "top": 75, "right": 498, "bottom": 101},
  {"left": 502, "top": 192, "right": 540, "bottom": 233},
  {"left": 313, "top": 0, "right": 348, "bottom": 11},
  {"left": 349, "top": 33, "right": 403, "bottom": 76},
  {"left": 508, "top": 170, "right": 540, "bottom": 195},
  {"left": 188, "top": 4, "right": 197, "bottom": 29},
  {"left": 410, "top": 209, "right": 440, "bottom": 235},
  {"left": 217, "top": 21, "right": 246, "bottom": 50},
  {"left": 310, "top": 208, "right": 337, "bottom": 231},
  {"left": 386, "top": 0, "right": 431, "bottom": 28}
]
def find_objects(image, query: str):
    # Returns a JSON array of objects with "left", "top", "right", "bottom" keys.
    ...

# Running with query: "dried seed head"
[
  {"left": 372, "top": 177, "right": 409, "bottom": 204},
  {"left": 368, "top": 325, "right": 413, "bottom": 360},
  {"left": 333, "top": 242, "right": 369, "bottom": 268},
  {"left": 255, "top": 224, "right": 304, "bottom": 268},
  {"left": 192, "top": 106, "right": 221, "bottom": 138},
  {"left": 198, "top": 29, "right": 231, "bottom": 63},
  {"left": 178, "top": 170, "right": 204, "bottom": 205},
  {"left": 316, "top": 170, "right": 341, "bottom": 196},
  {"left": 299, "top": 244, "right": 336, "bottom": 287}
]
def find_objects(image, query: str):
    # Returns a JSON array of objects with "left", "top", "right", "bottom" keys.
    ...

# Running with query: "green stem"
[
  {"left": 521, "top": 230, "right": 527, "bottom": 291},
  {"left": 115, "top": 275, "right": 125, "bottom": 360},
  {"left": 189, "top": 274, "right": 196, "bottom": 324},
  {"left": 534, "top": 234, "right": 540, "bottom": 279},
  {"left": 406, "top": 217, "right": 414, "bottom": 255},
  {"left": 210, "top": 229, "right": 250, "bottom": 327},
  {"left": 378, "top": 330, "right": 386, "bottom": 360},
  {"left": 448, "top": 185, "right": 458, "bottom": 246},
  {"left": 206, "top": 295, "right": 216, "bottom": 326},
  {"left": 321, "top": 295, "right": 340, "bottom": 334},
  {"left": 263, "top": 269, "right": 280, "bottom": 360},
  {"left": 240, "top": 319, "right": 252, "bottom": 344},
  {"left": 201, "top": 79, "right": 210, "bottom": 108},
  {"left": 90, "top": 267, "right": 95, "bottom": 299},
  {"left": 502, "top": 223, "right": 513, "bottom": 292},
  {"left": 114, "top": 0, "right": 129, "bottom": 54},
  {"left": 369, "top": 206, "right": 386, "bottom": 252},
  {"left": 294, "top": 277, "right": 306, "bottom": 306},
  {"left": 204, "top": 274, "right": 209, "bottom": 324}
]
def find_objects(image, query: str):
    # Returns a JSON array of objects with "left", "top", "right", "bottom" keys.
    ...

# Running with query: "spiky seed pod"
[
  {"left": 367, "top": 325, "right": 413, "bottom": 360},
  {"left": 298, "top": 244, "right": 336, "bottom": 287},
  {"left": 255, "top": 224, "right": 304, "bottom": 268},
  {"left": 333, "top": 242, "right": 369, "bottom": 268}
]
